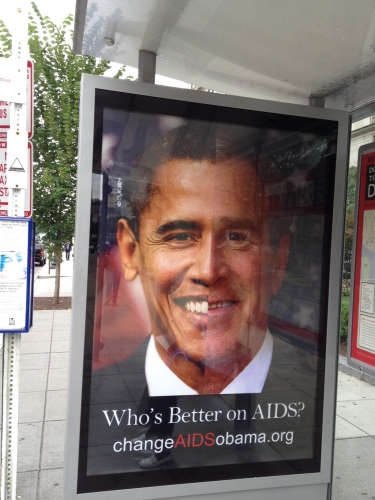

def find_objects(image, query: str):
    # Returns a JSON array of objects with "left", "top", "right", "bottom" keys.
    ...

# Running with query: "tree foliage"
[
  {"left": 0, "top": 3, "right": 128, "bottom": 302},
  {"left": 343, "top": 166, "right": 358, "bottom": 293},
  {"left": 346, "top": 165, "right": 358, "bottom": 209},
  {"left": 27, "top": 3, "right": 124, "bottom": 257}
]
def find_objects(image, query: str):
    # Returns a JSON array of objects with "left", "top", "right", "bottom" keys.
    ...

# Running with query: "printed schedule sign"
[
  {"left": 0, "top": 217, "right": 33, "bottom": 332},
  {"left": 65, "top": 76, "right": 349, "bottom": 500},
  {"left": 348, "top": 146, "right": 375, "bottom": 374}
]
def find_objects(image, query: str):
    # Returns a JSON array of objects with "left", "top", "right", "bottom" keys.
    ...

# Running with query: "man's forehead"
[{"left": 150, "top": 157, "right": 263, "bottom": 192}]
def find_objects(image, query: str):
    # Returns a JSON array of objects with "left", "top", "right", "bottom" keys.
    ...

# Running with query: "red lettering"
[
  {"left": 0, "top": 109, "right": 7, "bottom": 119},
  {"left": 204, "top": 432, "right": 215, "bottom": 447},
  {"left": 174, "top": 434, "right": 186, "bottom": 448},
  {"left": 0, "top": 175, "right": 7, "bottom": 185},
  {"left": 192, "top": 434, "right": 204, "bottom": 447}
]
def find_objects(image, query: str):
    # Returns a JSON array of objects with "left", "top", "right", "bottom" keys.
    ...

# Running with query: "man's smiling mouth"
[{"left": 176, "top": 298, "right": 235, "bottom": 315}]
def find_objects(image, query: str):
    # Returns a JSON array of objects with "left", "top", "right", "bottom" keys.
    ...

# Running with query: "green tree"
[
  {"left": 0, "top": 3, "right": 129, "bottom": 304},
  {"left": 343, "top": 166, "right": 358, "bottom": 292},
  {"left": 346, "top": 165, "right": 358, "bottom": 208}
]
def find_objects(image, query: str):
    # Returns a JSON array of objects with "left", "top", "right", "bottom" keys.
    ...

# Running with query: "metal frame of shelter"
[{"left": 63, "top": 64, "right": 350, "bottom": 499}]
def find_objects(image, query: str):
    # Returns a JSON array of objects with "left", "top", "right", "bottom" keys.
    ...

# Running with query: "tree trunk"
[{"left": 53, "top": 248, "right": 61, "bottom": 306}]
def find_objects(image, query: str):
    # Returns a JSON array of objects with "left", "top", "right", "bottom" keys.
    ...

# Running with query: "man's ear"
[
  {"left": 117, "top": 219, "right": 139, "bottom": 281},
  {"left": 271, "top": 234, "right": 290, "bottom": 295}
]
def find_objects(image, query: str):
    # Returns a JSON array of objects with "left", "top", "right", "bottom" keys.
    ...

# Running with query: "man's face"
[{"left": 119, "top": 158, "right": 288, "bottom": 369}]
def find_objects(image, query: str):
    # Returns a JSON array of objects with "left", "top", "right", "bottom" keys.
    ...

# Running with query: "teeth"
[
  {"left": 209, "top": 301, "right": 232, "bottom": 309},
  {"left": 183, "top": 300, "right": 232, "bottom": 314}
]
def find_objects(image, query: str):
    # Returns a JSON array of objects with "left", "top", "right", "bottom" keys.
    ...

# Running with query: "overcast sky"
[{"left": 33, "top": 0, "right": 76, "bottom": 23}]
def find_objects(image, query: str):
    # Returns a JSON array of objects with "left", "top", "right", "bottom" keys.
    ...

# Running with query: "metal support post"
[
  {"left": 309, "top": 96, "right": 325, "bottom": 108},
  {"left": 0, "top": 2, "right": 29, "bottom": 500},
  {"left": 1, "top": 335, "right": 21, "bottom": 500},
  {"left": 138, "top": 50, "right": 157, "bottom": 84}
]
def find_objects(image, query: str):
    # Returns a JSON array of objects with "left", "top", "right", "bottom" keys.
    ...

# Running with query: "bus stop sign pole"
[{"left": 0, "top": 2, "right": 30, "bottom": 500}]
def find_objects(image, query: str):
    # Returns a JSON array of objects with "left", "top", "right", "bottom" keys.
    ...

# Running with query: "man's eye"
[
  {"left": 222, "top": 231, "right": 252, "bottom": 247},
  {"left": 228, "top": 232, "right": 247, "bottom": 241},
  {"left": 173, "top": 233, "right": 190, "bottom": 241},
  {"left": 164, "top": 233, "right": 194, "bottom": 243}
]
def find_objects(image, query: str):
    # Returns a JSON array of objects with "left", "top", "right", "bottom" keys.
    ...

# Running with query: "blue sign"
[{"left": 0, "top": 217, "right": 34, "bottom": 333}]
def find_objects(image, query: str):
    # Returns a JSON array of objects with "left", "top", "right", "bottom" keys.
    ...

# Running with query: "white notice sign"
[
  {"left": 360, "top": 282, "right": 375, "bottom": 314},
  {"left": 0, "top": 58, "right": 18, "bottom": 102},
  {"left": 0, "top": 131, "right": 33, "bottom": 217},
  {"left": 359, "top": 315, "right": 375, "bottom": 354},
  {"left": 0, "top": 60, "right": 34, "bottom": 138},
  {"left": 0, "top": 219, "right": 29, "bottom": 331}
]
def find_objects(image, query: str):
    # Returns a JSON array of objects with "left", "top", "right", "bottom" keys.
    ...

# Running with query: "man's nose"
[{"left": 188, "top": 235, "right": 228, "bottom": 286}]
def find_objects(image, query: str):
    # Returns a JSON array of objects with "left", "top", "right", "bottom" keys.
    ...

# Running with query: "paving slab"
[
  {"left": 45, "top": 390, "right": 67, "bottom": 421},
  {"left": 336, "top": 400, "right": 375, "bottom": 436},
  {"left": 39, "top": 468, "right": 64, "bottom": 500},
  {"left": 17, "top": 422, "right": 43, "bottom": 472},
  {"left": 16, "top": 470, "right": 38, "bottom": 499},
  {"left": 332, "top": 436, "right": 375, "bottom": 500},
  {"left": 21, "top": 330, "right": 52, "bottom": 342},
  {"left": 20, "top": 340, "right": 51, "bottom": 354},
  {"left": 18, "top": 391, "right": 45, "bottom": 423},
  {"left": 41, "top": 420, "right": 66, "bottom": 469},
  {"left": 51, "top": 339, "right": 69, "bottom": 353},
  {"left": 337, "top": 372, "right": 375, "bottom": 401},
  {"left": 51, "top": 331, "right": 70, "bottom": 343},
  {"left": 20, "top": 369, "right": 48, "bottom": 393},
  {"left": 50, "top": 352, "right": 69, "bottom": 370},
  {"left": 335, "top": 415, "right": 368, "bottom": 439},
  {"left": 48, "top": 368, "right": 69, "bottom": 391},
  {"left": 20, "top": 352, "right": 49, "bottom": 371}
]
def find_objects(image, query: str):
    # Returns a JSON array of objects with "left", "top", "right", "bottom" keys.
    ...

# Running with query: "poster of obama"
[{"left": 76, "top": 86, "right": 343, "bottom": 493}]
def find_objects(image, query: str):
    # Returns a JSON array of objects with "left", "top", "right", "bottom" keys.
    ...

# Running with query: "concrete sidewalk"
[
  {"left": 15, "top": 259, "right": 375, "bottom": 499},
  {"left": 33, "top": 258, "right": 73, "bottom": 298}
]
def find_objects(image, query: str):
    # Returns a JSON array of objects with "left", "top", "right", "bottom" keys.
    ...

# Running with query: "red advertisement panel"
[{"left": 350, "top": 149, "right": 375, "bottom": 368}]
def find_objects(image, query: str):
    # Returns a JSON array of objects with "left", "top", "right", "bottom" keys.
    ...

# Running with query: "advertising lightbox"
[
  {"left": 64, "top": 75, "right": 350, "bottom": 500},
  {"left": 347, "top": 143, "right": 375, "bottom": 377}
]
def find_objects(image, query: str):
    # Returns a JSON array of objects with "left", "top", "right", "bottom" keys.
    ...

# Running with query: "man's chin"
[{"left": 183, "top": 345, "right": 240, "bottom": 369}]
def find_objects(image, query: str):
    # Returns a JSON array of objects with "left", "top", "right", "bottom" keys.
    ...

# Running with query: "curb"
[{"left": 338, "top": 355, "right": 375, "bottom": 386}]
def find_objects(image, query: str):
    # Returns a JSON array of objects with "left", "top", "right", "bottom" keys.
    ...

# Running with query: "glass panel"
[{"left": 78, "top": 90, "right": 339, "bottom": 493}]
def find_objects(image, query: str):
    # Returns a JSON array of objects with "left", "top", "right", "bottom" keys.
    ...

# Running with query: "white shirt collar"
[{"left": 145, "top": 330, "right": 273, "bottom": 396}]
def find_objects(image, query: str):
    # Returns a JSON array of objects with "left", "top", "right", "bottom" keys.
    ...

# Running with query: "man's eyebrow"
[
  {"left": 156, "top": 220, "right": 202, "bottom": 235},
  {"left": 215, "top": 217, "right": 262, "bottom": 232}
]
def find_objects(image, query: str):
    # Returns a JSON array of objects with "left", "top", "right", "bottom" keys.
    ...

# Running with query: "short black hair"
[{"left": 121, "top": 122, "right": 291, "bottom": 247}]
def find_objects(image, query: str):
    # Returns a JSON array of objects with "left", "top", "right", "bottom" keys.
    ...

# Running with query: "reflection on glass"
[{"left": 80, "top": 100, "right": 337, "bottom": 492}]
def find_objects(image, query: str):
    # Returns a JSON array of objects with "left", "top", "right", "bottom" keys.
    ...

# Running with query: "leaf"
[{"left": 0, "top": 2, "right": 130, "bottom": 300}]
